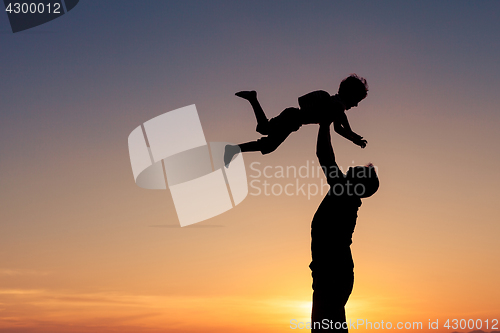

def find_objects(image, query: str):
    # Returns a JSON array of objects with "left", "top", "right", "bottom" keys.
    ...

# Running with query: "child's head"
[
  {"left": 338, "top": 74, "right": 369, "bottom": 108},
  {"left": 345, "top": 163, "right": 379, "bottom": 198}
]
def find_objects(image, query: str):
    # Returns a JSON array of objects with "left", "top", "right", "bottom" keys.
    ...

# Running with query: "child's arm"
[
  {"left": 333, "top": 112, "right": 367, "bottom": 148},
  {"left": 333, "top": 112, "right": 362, "bottom": 140}
]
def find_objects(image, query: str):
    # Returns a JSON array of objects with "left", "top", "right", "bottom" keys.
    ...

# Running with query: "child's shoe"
[{"left": 224, "top": 145, "right": 241, "bottom": 168}]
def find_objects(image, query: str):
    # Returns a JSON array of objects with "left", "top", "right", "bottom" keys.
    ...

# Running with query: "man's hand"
[{"left": 354, "top": 138, "right": 368, "bottom": 148}]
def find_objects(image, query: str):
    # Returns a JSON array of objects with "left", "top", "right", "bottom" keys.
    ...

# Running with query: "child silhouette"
[{"left": 224, "top": 74, "right": 369, "bottom": 167}]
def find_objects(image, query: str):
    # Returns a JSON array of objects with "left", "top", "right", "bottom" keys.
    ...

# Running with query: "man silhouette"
[{"left": 310, "top": 123, "right": 379, "bottom": 332}]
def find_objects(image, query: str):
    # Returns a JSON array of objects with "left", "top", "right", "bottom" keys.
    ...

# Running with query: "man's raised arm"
[
  {"left": 317, "top": 123, "right": 344, "bottom": 185},
  {"left": 316, "top": 123, "right": 337, "bottom": 170}
]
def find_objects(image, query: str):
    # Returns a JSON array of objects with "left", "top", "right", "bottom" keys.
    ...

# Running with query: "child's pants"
[{"left": 256, "top": 107, "right": 302, "bottom": 154}]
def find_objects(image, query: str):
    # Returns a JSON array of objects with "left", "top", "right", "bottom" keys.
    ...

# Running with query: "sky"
[{"left": 1, "top": 1, "right": 499, "bottom": 332}]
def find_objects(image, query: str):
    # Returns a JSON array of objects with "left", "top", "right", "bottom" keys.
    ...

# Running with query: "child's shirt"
[{"left": 298, "top": 90, "right": 345, "bottom": 125}]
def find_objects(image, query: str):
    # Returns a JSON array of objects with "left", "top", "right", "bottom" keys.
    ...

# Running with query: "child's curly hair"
[{"left": 338, "top": 74, "right": 369, "bottom": 102}]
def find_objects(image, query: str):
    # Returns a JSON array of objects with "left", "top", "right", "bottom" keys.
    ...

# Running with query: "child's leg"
[
  {"left": 235, "top": 91, "right": 269, "bottom": 135},
  {"left": 234, "top": 131, "right": 292, "bottom": 154},
  {"left": 224, "top": 142, "right": 259, "bottom": 167},
  {"left": 224, "top": 131, "right": 291, "bottom": 167},
  {"left": 238, "top": 141, "right": 260, "bottom": 152}
]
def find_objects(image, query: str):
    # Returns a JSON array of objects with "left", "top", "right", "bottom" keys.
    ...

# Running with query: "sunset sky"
[{"left": 1, "top": 1, "right": 499, "bottom": 332}]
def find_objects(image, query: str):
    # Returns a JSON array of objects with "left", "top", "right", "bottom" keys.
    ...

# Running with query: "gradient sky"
[{"left": 1, "top": 1, "right": 499, "bottom": 332}]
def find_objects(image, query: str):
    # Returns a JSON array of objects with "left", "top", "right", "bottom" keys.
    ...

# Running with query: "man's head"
[
  {"left": 338, "top": 74, "right": 369, "bottom": 109},
  {"left": 345, "top": 164, "right": 379, "bottom": 198}
]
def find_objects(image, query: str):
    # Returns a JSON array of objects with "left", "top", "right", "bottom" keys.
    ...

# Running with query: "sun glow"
[{"left": 296, "top": 300, "right": 313, "bottom": 323}]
